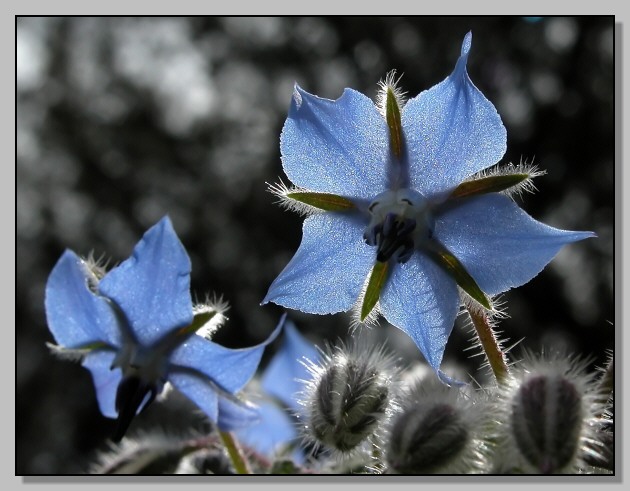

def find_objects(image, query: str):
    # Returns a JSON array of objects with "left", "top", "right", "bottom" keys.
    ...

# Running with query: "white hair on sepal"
[
  {"left": 266, "top": 179, "right": 324, "bottom": 217},
  {"left": 376, "top": 70, "right": 407, "bottom": 118},
  {"left": 464, "top": 157, "right": 547, "bottom": 201},
  {"left": 79, "top": 250, "right": 111, "bottom": 294},
  {"left": 46, "top": 342, "right": 92, "bottom": 363},
  {"left": 191, "top": 293, "right": 230, "bottom": 340}
]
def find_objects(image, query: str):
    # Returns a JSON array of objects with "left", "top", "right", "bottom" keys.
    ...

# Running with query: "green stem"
[
  {"left": 218, "top": 430, "right": 251, "bottom": 474},
  {"left": 466, "top": 306, "right": 510, "bottom": 385}
]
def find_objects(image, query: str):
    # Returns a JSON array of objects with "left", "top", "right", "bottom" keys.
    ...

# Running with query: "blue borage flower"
[
  {"left": 45, "top": 216, "right": 282, "bottom": 441},
  {"left": 263, "top": 32, "right": 594, "bottom": 383}
]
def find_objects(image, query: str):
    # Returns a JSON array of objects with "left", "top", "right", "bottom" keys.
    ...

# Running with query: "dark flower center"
[{"left": 364, "top": 189, "right": 434, "bottom": 264}]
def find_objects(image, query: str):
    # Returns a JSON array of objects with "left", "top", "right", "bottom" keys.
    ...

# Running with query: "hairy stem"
[
  {"left": 466, "top": 306, "right": 509, "bottom": 385},
  {"left": 218, "top": 430, "right": 251, "bottom": 474},
  {"left": 595, "top": 355, "right": 614, "bottom": 410}
]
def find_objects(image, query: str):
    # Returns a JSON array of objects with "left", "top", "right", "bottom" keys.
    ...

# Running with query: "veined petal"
[
  {"left": 99, "top": 216, "right": 193, "bottom": 346},
  {"left": 281, "top": 85, "right": 389, "bottom": 200},
  {"left": 263, "top": 213, "right": 375, "bottom": 314},
  {"left": 45, "top": 250, "right": 121, "bottom": 348},
  {"left": 169, "top": 316, "right": 284, "bottom": 394},
  {"left": 379, "top": 253, "right": 460, "bottom": 375},
  {"left": 435, "top": 193, "right": 596, "bottom": 296},
  {"left": 83, "top": 351, "right": 120, "bottom": 419},
  {"left": 261, "top": 320, "right": 320, "bottom": 412},
  {"left": 402, "top": 32, "right": 507, "bottom": 198}
]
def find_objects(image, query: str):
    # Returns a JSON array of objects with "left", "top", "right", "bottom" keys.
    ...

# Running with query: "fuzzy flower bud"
[
  {"left": 300, "top": 337, "right": 396, "bottom": 456},
  {"left": 383, "top": 377, "right": 490, "bottom": 474},
  {"left": 495, "top": 350, "right": 609, "bottom": 474},
  {"left": 511, "top": 374, "right": 582, "bottom": 473}
]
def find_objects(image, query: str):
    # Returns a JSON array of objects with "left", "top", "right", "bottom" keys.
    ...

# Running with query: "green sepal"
[
  {"left": 176, "top": 310, "right": 217, "bottom": 338},
  {"left": 286, "top": 192, "right": 356, "bottom": 212},
  {"left": 426, "top": 241, "right": 492, "bottom": 310},
  {"left": 46, "top": 340, "right": 114, "bottom": 362},
  {"left": 361, "top": 260, "right": 389, "bottom": 321},
  {"left": 449, "top": 174, "right": 530, "bottom": 199},
  {"left": 386, "top": 87, "right": 403, "bottom": 158},
  {"left": 77, "top": 340, "right": 112, "bottom": 351}
]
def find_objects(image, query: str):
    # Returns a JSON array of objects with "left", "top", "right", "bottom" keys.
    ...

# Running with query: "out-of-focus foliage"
[{"left": 17, "top": 16, "right": 614, "bottom": 474}]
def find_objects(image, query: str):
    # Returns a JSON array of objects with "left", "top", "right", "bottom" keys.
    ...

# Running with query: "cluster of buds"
[{"left": 296, "top": 338, "right": 613, "bottom": 475}]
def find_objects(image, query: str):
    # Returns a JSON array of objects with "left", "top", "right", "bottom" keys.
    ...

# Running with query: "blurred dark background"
[{"left": 16, "top": 16, "right": 615, "bottom": 474}]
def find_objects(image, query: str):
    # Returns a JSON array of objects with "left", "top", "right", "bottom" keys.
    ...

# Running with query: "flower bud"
[
  {"left": 495, "top": 350, "right": 609, "bottom": 474},
  {"left": 383, "top": 378, "right": 490, "bottom": 474},
  {"left": 300, "top": 338, "right": 396, "bottom": 456},
  {"left": 510, "top": 374, "right": 582, "bottom": 473}
]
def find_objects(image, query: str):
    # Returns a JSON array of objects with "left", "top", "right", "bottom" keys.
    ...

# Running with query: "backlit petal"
[
  {"left": 45, "top": 250, "right": 121, "bottom": 348},
  {"left": 402, "top": 32, "right": 507, "bottom": 198},
  {"left": 99, "top": 216, "right": 193, "bottom": 346},
  {"left": 379, "top": 253, "right": 460, "bottom": 374},
  {"left": 262, "top": 213, "right": 375, "bottom": 314},
  {"left": 281, "top": 85, "right": 389, "bottom": 199},
  {"left": 434, "top": 193, "right": 595, "bottom": 295},
  {"left": 169, "top": 315, "right": 284, "bottom": 394}
]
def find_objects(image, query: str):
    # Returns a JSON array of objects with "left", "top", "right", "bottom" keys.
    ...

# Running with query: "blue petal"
[
  {"left": 82, "top": 351, "right": 120, "bottom": 418},
  {"left": 169, "top": 319, "right": 283, "bottom": 428},
  {"left": 402, "top": 32, "right": 507, "bottom": 198},
  {"left": 98, "top": 216, "right": 193, "bottom": 346},
  {"left": 234, "top": 400, "right": 302, "bottom": 460},
  {"left": 169, "top": 323, "right": 280, "bottom": 430},
  {"left": 168, "top": 372, "right": 218, "bottom": 423},
  {"left": 435, "top": 193, "right": 596, "bottom": 296},
  {"left": 379, "top": 253, "right": 460, "bottom": 374},
  {"left": 45, "top": 250, "right": 121, "bottom": 348},
  {"left": 263, "top": 213, "right": 375, "bottom": 314},
  {"left": 216, "top": 396, "right": 261, "bottom": 431},
  {"left": 261, "top": 320, "right": 320, "bottom": 412},
  {"left": 169, "top": 315, "right": 284, "bottom": 394},
  {"left": 281, "top": 85, "right": 389, "bottom": 199}
]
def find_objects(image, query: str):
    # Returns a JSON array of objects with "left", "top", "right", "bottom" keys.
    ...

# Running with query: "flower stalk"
[
  {"left": 466, "top": 305, "right": 509, "bottom": 385},
  {"left": 219, "top": 430, "right": 252, "bottom": 475}
]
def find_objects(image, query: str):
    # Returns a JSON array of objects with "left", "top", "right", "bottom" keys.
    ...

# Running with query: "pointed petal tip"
[
  {"left": 461, "top": 31, "right": 472, "bottom": 57},
  {"left": 260, "top": 290, "right": 274, "bottom": 306},
  {"left": 291, "top": 83, "right": 316, "bottom": 111},
  {"left": 566, "top": 229, "right": 597, "bottom": 243}
]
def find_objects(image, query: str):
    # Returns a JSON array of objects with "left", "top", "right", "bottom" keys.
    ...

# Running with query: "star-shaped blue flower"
[
  {"left": 263, "top": 32, "right": 594, "bottom": 381},
  {"left": 45, "top": 216, "right": 281, "bottom": 441}
]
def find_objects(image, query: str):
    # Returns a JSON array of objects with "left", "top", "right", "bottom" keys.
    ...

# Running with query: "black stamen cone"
[
  {"left": 112, "top": 375, "right": 158, "bottom": 442},
  {"left": 376, "top": 215, "right": 416, "bottom": 263}
]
